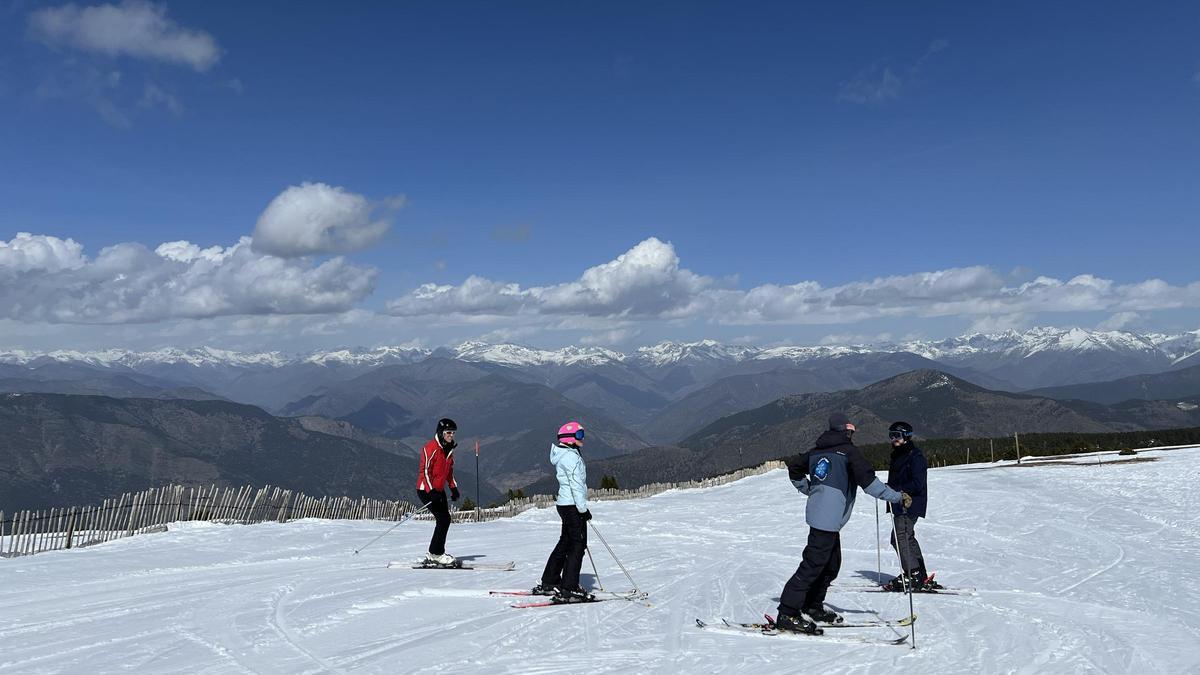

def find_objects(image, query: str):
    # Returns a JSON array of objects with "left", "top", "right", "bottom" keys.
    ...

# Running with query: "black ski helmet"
[
  {"left": 888, "top": 421, "right": 914, "bottom": 440},
  {"left": 436, "top": 417, "right": 457, "bottom": 438}
]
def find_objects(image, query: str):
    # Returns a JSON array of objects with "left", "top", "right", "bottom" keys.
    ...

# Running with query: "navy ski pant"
[{"left": 778, "top": 528, "right": 841, "bottom": 616}]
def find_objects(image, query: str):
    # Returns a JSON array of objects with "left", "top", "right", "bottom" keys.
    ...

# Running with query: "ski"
[
  {"left": 848, "top": 586, "right": 973, "bottom": 595},
  {"left": 511, "top": 598, "right": 613, "bottom": 609},
  {"left": 839, "top": 572, "right": 974, "bottom": 594},
  {"left": 508, "top": 589, "right": 650, "bottom": 608},
  {"left": 391, "top": 560, "right": 516, "bottom": 571},
  {"left": 725, "top": 613, "right": 915, "bottom": 630},
  {"left": 695, "top": 619, "right": 909, "bottom": 646},
  {"left": 491, "top": 589, "right": 647, "bottom": 600},
  {"left": 816, "top": 615, "right": 916, "bottom": 629}
]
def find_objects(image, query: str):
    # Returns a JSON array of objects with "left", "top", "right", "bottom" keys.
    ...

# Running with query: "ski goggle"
[
  {"left": 888, "top": 430, "right": 912, "bottom": 440},
  {"left": 558, "top": 429, "right": 585, "bottom": 441}
]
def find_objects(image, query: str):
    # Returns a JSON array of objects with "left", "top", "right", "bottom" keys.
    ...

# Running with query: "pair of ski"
[
  {"left": 490, "top": 589, "right": 650, "bottom": 609},
  {"left": 390, "top": 560, "right": 517, "bottom": 571},
  {"left": 695, "top": 613, "right": 915, "bottom": 646},
  {"left": 839, "top": 572, "right": 975, "bottom": 595}
]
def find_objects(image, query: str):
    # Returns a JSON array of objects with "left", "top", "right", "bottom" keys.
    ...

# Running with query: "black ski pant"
[
  {"left": 890, "top": 514, "right": 927, "bottom": 579},
  {"left": 541, "top": 505, "right": 588, "bottom": 590},
  {"left": 417, "top": 489, "right": 451, "bottom": 556},
  {"left": 778, "top": 527, "right": 841, "bottom": 617}
]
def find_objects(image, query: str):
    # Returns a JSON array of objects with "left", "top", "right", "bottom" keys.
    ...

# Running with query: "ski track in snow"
[{"left": 3, "top": 447, "right": 1200, "bottom": 673}]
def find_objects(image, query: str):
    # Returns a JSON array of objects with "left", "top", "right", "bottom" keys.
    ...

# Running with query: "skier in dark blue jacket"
[
  {"left": 776, "top": 413, "right": 911, "bottom": 634},
  {"left": 883, "top": 420, "right": 941, "bottom": 591}
]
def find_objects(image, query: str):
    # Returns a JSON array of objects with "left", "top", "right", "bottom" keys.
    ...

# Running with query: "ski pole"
[
  {"left": 588, "top": 522, "right": 642, "bottom": 595},
  {"left": 875, "top": 501, "right": 881, "bottom": 583},
  {"left": 353, "top": 501, "right": 431, "bottom": 555},
  {"left": 889, "top": 513, "right": 917, "bottom": 650},
  {"left": 586, "top": 547, "right": 605, "bottom": 592}
]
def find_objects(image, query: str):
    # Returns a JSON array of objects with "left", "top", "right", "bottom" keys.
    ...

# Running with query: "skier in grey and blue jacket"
[
  {"left": 774, "top": 412, "right": 912, "bottom": 634},
  {"left": 534, "top": 421, "right": 595, "bottom": 603}
]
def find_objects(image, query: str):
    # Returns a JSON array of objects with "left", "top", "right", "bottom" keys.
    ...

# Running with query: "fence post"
[
  {"left": 64, "top": 507, "right": 76, "bottom": 549},
  {"left": 125, "top": 494, "right": 139, "bottom": 537}
]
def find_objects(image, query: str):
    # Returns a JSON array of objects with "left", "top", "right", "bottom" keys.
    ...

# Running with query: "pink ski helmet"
[{"left": 557, "top": 421, "right": 585, "bottom": 445}]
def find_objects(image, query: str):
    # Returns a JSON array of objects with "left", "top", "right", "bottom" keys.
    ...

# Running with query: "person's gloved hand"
[
  {"left": 900, "top": 492, "right": 913, "bottom": 509},
  {"left": 580, "top": 510, "right": 592, "bottom": 522},
  {"left": 786, "top": 457, "right": 807, "bottom": 482},
  {"left": 450, "top": 486, "right": 460, "bottom": 502}
]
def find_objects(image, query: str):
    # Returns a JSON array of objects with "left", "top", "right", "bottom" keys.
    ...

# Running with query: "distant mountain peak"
[{"left": 1, "top": 325, "right": 1196, "bottom": 376}]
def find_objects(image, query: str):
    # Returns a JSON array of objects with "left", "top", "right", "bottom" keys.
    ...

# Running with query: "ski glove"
[
  {"left": 580, "top": 510, "right": 592, "bottom": 522},
  {"left": 450, "top": 487, "right": 460, "bottom": 502},
  {"left": 900, "top": 492, "right": 913, "bottom": 509}
]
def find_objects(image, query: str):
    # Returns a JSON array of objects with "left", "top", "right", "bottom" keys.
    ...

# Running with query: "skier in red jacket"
[{"left": 416, "top": 418, "right": 460, "bottom": 566}]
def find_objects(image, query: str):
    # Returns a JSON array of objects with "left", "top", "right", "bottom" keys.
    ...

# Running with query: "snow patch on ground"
[{"left": 3, "top": 448, "right": 1199, "bottom": 673}]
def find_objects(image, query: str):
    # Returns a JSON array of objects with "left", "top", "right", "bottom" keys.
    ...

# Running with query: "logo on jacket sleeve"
[{"left": 813, "top": 457, "right": 831, "bottom": 481}]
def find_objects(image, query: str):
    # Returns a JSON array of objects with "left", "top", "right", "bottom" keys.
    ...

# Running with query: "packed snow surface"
[{"left": 3, "top": 447, "right": 1199, "bottom": 673}]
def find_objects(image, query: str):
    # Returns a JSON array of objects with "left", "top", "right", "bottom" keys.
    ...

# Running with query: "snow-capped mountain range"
[{"left": 3, "top": 327, "right": 1197, "bottom": 371}]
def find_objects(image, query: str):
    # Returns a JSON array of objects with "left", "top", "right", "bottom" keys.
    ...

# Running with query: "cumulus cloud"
[
  {"left": 28, "top": 0, "right": 220, "bottom": 71},
  {"left": 0, "top": 232, "right": 88, "bottom": 272},
  {"left": 252, "top": 182, "right": 394, "bottom": 258},
  {"left": 0, "top": 234, "right": 376, "bottom": 324},
  {"left": 1097, "top": 311, "right": 1141, "bottom": 331},
  {"left": 386, "top": 237, "right": 710, "bottom": 318},
  {"left": 385, "top": 237, "right": 1200, "bottom": 327}
]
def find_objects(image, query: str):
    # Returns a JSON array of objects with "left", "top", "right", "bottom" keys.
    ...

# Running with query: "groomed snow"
[{"left": 3, "top": 447, "right": 1199, "bottom": 673}]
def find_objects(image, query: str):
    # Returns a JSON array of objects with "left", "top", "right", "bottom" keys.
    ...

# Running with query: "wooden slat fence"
[{"left": 0, "top": 460, "right": 785, "bottom": 558}]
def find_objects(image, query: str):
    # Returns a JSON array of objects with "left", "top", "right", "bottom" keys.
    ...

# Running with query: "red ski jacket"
[{"left": 416, "top": 438, "right": 457, "bottom": 492}]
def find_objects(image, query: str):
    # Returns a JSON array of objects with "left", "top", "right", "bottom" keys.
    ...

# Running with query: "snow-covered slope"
[
  {"left": 899, "top": 327, "right": 1163, "bottom": 362},
  {"left": 4, "top": 447, "right": 1198, "bottom": 673}
]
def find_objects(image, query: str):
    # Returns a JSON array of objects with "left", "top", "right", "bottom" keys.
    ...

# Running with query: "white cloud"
[
  {"left": 28, "top": 0, "right": 220, "bottom": 72},
  {"left": 0, "top": 232, "right": 87, "bottom": 272},
  {"left": 32, "top": 62, "right": 131, "bottom": 127},
  {"left": 0, "top": 234, "right": 377, "bottom": 324},
  {"left": 838, "top": 66, "right": 903, "bottom": 104},
  {"left": 818, "top": 332, "right": 894, "bottom": 346},
  {"left": 386, "top": 237, "right": 709, "bottom": 318},
  {"left": 968, "top": 314, "right": 1033, "bottom": 334},
  {"left": 1098, "top": 311, "right": 1141, "bottom": 331},
  {"left": 838, "top": 39, "right": 948, "bottom": 105},
  {"left": 139, "top": 81, "right": 182, "bottom": 115},
  {"left": 579, "top": 328, "right": 642, "bottom": 346},
  {"left": 385, "top": 237, "right": 1200, "bottom": 328},
  {"left": 251, "top": 182, "right": 393, "bottom": 258}
]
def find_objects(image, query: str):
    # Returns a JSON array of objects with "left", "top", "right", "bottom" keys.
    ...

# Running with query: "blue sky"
[{"left": 1, "top": 1, "right": 1198, "bottom": 352}]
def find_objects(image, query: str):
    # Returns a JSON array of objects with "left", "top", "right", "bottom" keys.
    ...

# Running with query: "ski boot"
[
  {"left": 920, "top": 573, "right": 945, "bottom": 591},
  {"left": 422, "top": 552, "right": 459, "bottom": 568},
  {"left": 530, "top": 582, "right": 559, "bottom": 596},
  {"left": 803, "top": 605, "right": 843, "bottom": 625},
  {"left": 882, "top": 573, "right": 924, "bottom": 592},
  {"left": 551, "top": 586, "right": 596, "bottom": 604},
  {"left": 773, "top": 612, "right": 823, "bottom": 635}
]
